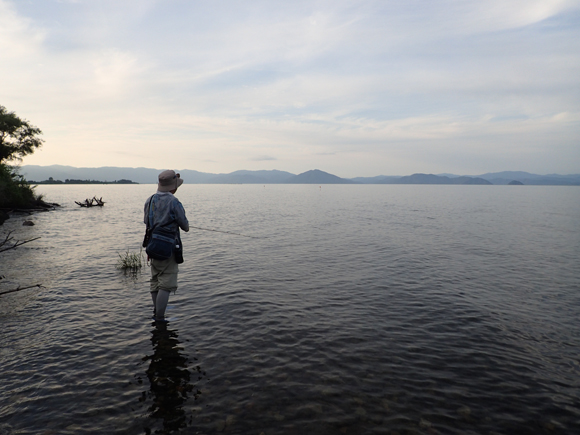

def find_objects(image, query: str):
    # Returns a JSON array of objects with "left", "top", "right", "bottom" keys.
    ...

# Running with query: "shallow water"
[{"left": 1, "top": 184, "right": 579, "bottom": 434}]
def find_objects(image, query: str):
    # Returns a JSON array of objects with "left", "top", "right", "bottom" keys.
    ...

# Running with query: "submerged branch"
[
  {"left": 0, "top": 231, "right": 41, "bottom": 252},
  {"left": 0, "top": 283, "right": 44, "bottom": 296}
]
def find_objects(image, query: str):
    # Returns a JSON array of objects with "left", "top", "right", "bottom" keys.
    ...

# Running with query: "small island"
[{"left": 28, "top": 177, "right": 138, "bottom": 185}]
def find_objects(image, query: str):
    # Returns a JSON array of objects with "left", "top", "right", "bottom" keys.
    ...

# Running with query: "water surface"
[{"left": 1, "top": 184, "right": 579, "bottom": 434}]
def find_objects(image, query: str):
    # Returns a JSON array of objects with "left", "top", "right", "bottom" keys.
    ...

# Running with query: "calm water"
[{"left": 1, "top": 184, "right": 579, "bottom": 435}]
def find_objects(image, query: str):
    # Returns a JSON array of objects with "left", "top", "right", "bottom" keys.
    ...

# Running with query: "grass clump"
[{"left": 117, "top": 249, "right": 144, "bottom": 272}]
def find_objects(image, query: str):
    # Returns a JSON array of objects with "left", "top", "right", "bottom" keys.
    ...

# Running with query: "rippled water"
[{"left": 1, "top": 184, "right": 579, "bottom": 434}]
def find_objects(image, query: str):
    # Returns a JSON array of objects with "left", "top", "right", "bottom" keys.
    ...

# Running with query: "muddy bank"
[{"left": 0, "top": 202, "right": 59, "bottom": 226}]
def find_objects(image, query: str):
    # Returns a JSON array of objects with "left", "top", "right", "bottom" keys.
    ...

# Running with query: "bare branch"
[
  {"left": 0, "top": 284, "right": 44, "bottom": 296},
  {"left": 0, "top": 232, "right": 41, "bottom": 252},
  {"left": 0, "top": 231, "right": 14, "bottom": 248}
]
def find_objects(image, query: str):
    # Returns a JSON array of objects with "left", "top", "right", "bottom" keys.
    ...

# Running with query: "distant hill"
[
  {"left": 477, "top": 171, "right": 541, "bottom": 180},
  {"left": 205, "top": 169, "right": 296, "bottom": 184},
  {"left": 19, "top": 165, "right": 290, "bottom": 184},
  {"left": 449, "top": 176, "right": 493, "bottom": 185},
  {"left": 475, "top": 171, "right": 580, "bottom": 185},
  {"left": 378, "top": 173, "right": 492, "bottom": 185},
  {"left": 18, "top": 165, "right": 580, "bottom": 185},
  {"left": 286, "top": 169, "right": 356, "bottom": 184},
  {"left": 19, "top": 165, "right": 179, "bottom": 184},
  {"left": 350, "top": 175, "right": 402, "bottom": 184}
]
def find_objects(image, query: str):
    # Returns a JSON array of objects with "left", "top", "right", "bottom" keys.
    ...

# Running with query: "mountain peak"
[{"left": 286, "top": 169, "right": 356, "bottom": 184}]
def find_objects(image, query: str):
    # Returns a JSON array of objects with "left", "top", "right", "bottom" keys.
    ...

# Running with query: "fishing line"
[{"left": 189, "top": 225, "right": 266, "bottom": 239}]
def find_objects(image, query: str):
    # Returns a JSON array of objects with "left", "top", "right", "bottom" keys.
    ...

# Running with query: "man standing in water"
[{"left": 144, "top": 170, "right": 189, "bottom": 321}]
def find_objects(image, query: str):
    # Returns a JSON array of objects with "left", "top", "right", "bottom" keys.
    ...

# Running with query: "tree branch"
[
  {"left": 0, "top": 284, "right": 44, "bottom": 296},
  {"left": 0, "top": 231, "right": 41, "bottom": 252}
]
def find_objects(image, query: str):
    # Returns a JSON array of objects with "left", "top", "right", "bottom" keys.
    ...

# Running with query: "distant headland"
[
  {"left": 28, "top": 176, "right": 138, "bottom": 185},
  {"left": 20, "top": 165, "right": 580, "bottom": 186}
]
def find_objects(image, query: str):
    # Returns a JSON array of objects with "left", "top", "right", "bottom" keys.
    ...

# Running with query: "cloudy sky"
[{"left": 1, "top": 0, "right": 579, "bottom": 177}]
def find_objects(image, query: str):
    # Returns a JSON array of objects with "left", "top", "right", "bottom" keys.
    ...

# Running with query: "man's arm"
[{"left": 175, "top": 201, "right": 189, "bottom": 232}]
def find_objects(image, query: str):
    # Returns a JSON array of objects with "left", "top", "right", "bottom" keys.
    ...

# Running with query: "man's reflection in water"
[{"left": 140, "top": 321, "right": 203, "bottom": 434}]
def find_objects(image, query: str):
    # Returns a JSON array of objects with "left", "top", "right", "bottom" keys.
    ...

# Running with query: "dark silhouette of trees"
[
  {"left": 0, "top": 105, "right": 50, "bottom": 212},
  {"left": 0, "top": 105, "right": 44, "bottom": 164}
]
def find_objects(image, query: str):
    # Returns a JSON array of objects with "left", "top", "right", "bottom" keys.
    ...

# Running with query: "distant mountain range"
[{"left": 19, "top": 165, "right": 580, "bottom": 186}]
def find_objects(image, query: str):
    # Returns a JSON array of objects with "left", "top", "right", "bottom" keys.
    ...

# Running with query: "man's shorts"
[{"left": 150, "top": 255, "right": 179, "bottom": 293}]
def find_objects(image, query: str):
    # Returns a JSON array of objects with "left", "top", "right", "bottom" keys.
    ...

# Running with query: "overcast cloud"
[{"left": 1, "top": 0, "right": 579, "bottom": 177}]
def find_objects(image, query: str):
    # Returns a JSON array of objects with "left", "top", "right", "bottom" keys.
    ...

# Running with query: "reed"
[{"left": 116, "top": 249, "right": 143, "bottom": 271}]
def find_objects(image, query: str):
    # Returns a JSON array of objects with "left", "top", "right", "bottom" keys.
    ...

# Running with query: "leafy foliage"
[
  {"left": 0, "top": 105, "right": 44, "bottom": 164},
  {"left": 0, "top": 164, "right": 38, "bottom": 208},
  {"left": 0, "top": 106, "right": 46, "bottom": 211}
]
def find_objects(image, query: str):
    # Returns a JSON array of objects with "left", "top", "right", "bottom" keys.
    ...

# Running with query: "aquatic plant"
[{"left": 117, "top": 249, "right": 143, "bottom": 271}]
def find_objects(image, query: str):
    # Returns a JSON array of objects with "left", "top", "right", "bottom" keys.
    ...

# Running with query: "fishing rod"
[{"left": 189, "top": 225, "right": 265, "bottom": 239}]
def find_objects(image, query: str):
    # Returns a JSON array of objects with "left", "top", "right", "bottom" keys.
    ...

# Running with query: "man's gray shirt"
[{"left": 144, "top": 191, "right": 189, "bottom": 235}]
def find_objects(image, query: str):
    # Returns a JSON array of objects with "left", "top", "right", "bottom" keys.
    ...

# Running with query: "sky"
[{"left": 1, "top": 0, "right": 579, "bottom": 177}]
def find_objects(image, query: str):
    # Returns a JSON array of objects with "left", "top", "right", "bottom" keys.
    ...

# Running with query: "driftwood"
[
  {"left": 0, "top": 284, "right": 44, "bottom": 296},
  {"left": 75, "top": 196, "right": 105, "bottom": 207},
  {"left": 0, "top": 231, "right": 41, "bottom": 253}
]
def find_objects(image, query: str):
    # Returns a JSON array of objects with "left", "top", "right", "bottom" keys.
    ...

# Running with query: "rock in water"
[{"left": 457, "top": 405, "right": 471, "bottom": 417}]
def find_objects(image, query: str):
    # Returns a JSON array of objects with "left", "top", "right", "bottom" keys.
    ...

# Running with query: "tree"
[
  {"left": 0, "top": 105, "right": 45, "bottom": 211},
  {"left": 0, "top": 105, "right": 44, "bottom": 164}
]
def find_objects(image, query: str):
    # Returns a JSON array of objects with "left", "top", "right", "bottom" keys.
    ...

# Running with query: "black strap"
[{"left": 145, "top": 194, "right": 155, "bottom": 230}]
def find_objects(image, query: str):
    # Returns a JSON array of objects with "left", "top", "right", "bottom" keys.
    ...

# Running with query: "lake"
[{"left": 1, "top": 184, "right": 579, "bottom": 434}]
